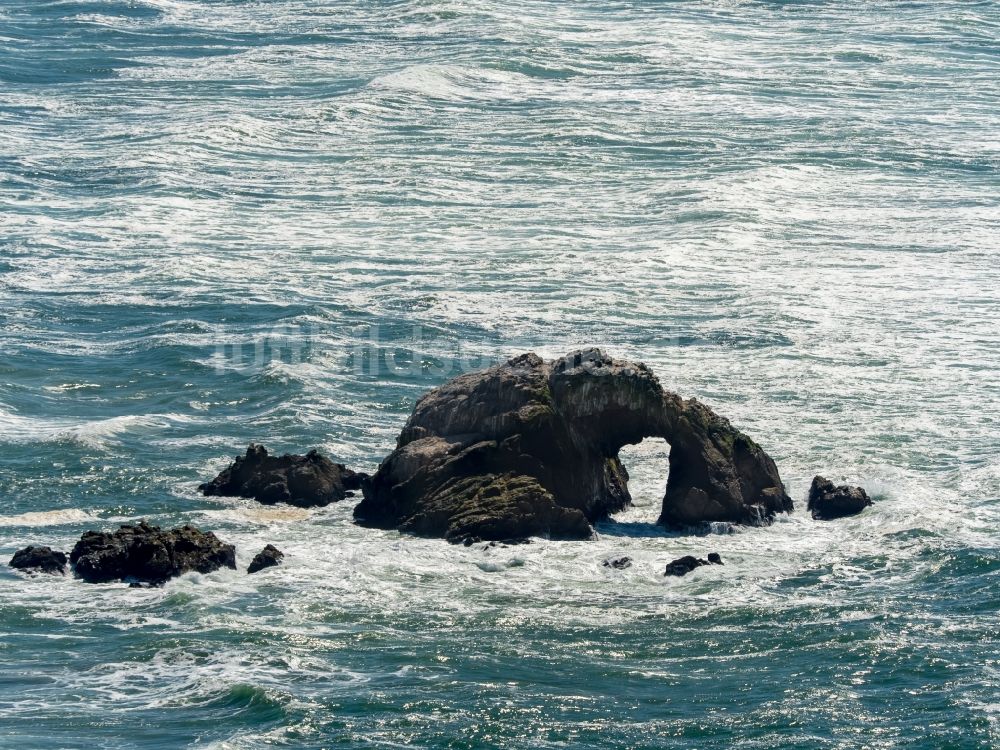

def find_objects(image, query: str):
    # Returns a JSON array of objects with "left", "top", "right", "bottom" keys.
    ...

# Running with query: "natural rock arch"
[{"left": 354, "top": 349, "right": 792, "bottom": 541}]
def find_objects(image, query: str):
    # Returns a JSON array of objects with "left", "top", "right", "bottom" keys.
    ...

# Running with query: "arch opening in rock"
[{"left": 614, "top": 437, "right": 671, "bottom": 523}]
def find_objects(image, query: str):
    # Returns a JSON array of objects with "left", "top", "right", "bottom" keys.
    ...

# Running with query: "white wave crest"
[
  {"left": 0, "top": 509, "right": 96, "bottom": 528},
  {"left": 0, "top": 405, "right": 197, "bottom": 449}
]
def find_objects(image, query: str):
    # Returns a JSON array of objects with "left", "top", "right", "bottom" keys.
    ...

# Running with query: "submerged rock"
[
  {"left": 70, "top": 521, "right": 236, "bottom": 584},
  {"left": 603, "top": 556, "right": 633, "bottom": 570},
  {"left": 355, "top": 349, "right": 791, "bottom": 541},
  {"left": 664, "top": 553, "right": 723, "bottom": 577},
  {"left": 9, "top": 545, "right": 68, "bottom": 575},
  {"left": 200, "top": 444, "right": 366, "bottom": 508},
  {"left": 247, "top": 544, "right": 284, "bottom": 574},
  {"left": 807, "top": 476, "right": 872, "bottom": 520},
  {"left": 480, "top": 538, "right": 532, "bottom": 550}
]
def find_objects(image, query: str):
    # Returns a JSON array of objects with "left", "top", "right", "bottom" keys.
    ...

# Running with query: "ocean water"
[{"left": 1, "top": 0, "right": 999, "bottom": 747}]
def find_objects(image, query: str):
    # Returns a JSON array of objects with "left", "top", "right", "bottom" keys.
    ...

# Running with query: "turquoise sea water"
[{"left": 1, "top": 1, "right": 999, "bottom": 747}]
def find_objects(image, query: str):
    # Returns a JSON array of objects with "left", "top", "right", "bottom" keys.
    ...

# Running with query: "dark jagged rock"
[
  {"left": 70, "top": 521, "right": 236, "bottom": 584},
  {"left": 664, "top": 553, "right": 723, "bottom": 577},
  {"left": 247, "top": 544, "right": 284, "bottom": 574},
  {"left": 9, "top": 545, "right": 68, "bottom": 575},
  {"left": 200, "top": 444, "right": 367, "bottom": 508},
  {"left": 603, "top": 556, "right": 632, "bottom": 570},
  {"left": 664, "top": 555, "right": 704, "bottom": 576},
  {"left": 807, "top": 476, "right": 872, "bottom": 520},
  {"left": 355, "top": 349, "right": 791, "bottom": 541}
]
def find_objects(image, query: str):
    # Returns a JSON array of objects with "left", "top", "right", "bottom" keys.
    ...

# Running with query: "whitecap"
[
  {"left": 368, "top": 64, "right": 540, "bottom": 103},
  {"left": 0, "top": 509, "right": 96, "bottom": 528},
  {"left": 197, "top": 506, "right": 313, "bottom": 525},
  {"left": 0, "top": 406, "right": 198, "bottom": 449}
]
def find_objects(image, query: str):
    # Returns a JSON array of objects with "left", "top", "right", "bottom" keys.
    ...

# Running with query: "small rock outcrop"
[
  {"left": 355, "top": 349, "right": 791, "bottom": 542},
  {"left": 247, "top": 544, "right": 284, "bottom": 574},
  {"left": 664, "top": 553, "right": 723, "bottom": 577},
  {"left": 603, "top": 556, "right": 632, "bottom": 570},
  {"left": 807, "top": 476, "right": 872, "bottom": 520},
  {"left": 70, "top": 521, "right": 236, "bottom": 584},
  {"left": 200, "top": 445, "right": 366, "bottom": 507},
  {"left": 9, "top": 545, "right": 68, "bottom": 575}
]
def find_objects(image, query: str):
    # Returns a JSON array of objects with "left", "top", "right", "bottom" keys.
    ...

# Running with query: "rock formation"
[
  {"left": 355, "top": 349, "right": 791, "bottom": 541},
  {"left": 247, "top": 544, "right": 284, "bottom": 574},
  {"left": 200, "top": 445, "right": 365, "bottom": 507},
  {"left": 9, "top": 545, "right": 68, "bottom": 575},
  {"left": 807, "top": 476, "right": 872, "bottom": 520},
  {"left": 603, "top": 556, "right": 632, "bottom": 570},
  {"left": 70, "top": 521, "right": 236, "bottom": 584},
  {"left": 664, "top": 553, "right": 723, "bottom": 577}
]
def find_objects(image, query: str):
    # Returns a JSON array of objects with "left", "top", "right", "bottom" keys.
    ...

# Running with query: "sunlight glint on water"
[{"left": 1, "top": 1, "right": 998, "bottom": 748}]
